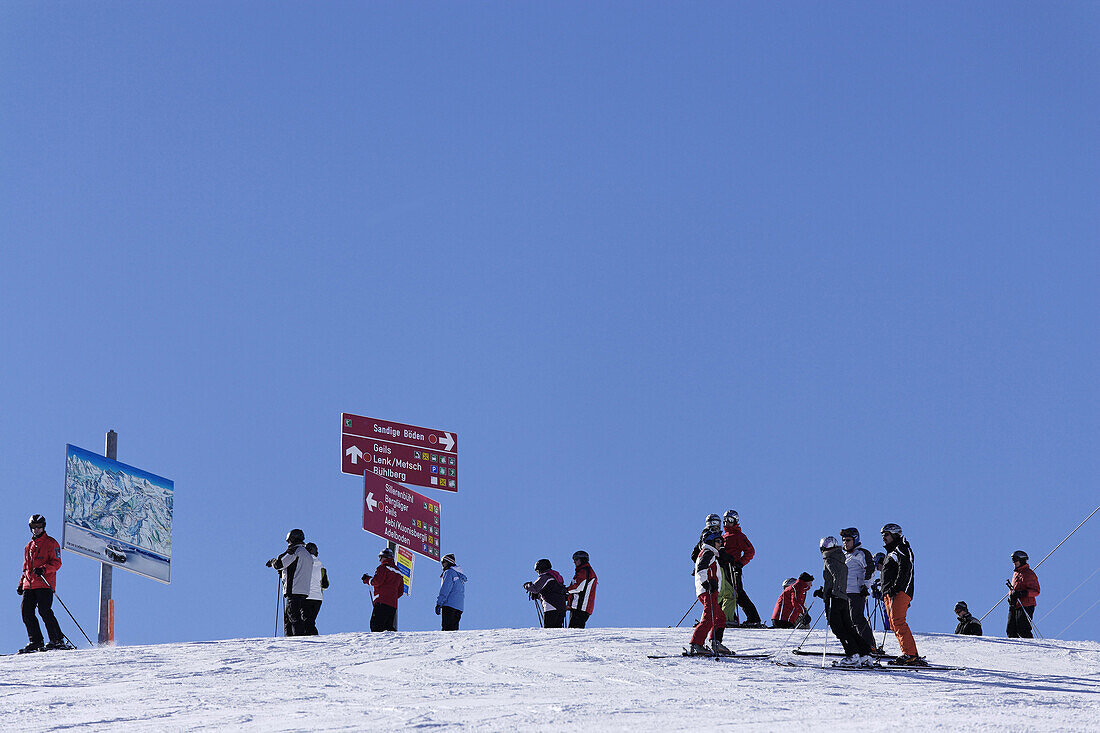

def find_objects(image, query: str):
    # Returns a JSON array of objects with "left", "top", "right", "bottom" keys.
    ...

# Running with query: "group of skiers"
[
  {"left": 266, "top": 529, "right": 329, "bottom": 636},
  {"left": 523, "top": 551, "right": 598, "bottom": 628},
  {"left": 12, "top": 513, "right": 1043, "bottom": 653},
  {"left": 268, "top": 532, "right": 468, "bottom": 634},
  {"left": 685, "top": 513, "right": 1044, "bottom": 665}
]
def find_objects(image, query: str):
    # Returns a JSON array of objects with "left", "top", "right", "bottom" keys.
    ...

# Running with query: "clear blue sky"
[{"left": 2, "top": 3, "right": 1098, "bottom": 651}]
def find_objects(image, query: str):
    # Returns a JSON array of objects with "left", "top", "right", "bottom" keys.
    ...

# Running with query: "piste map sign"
[
  {"left": 362, "top": 470, "right": 441, "bottom": 561},
  {"left": 342, "top": 413, "right": 458, "bottom": 493}
]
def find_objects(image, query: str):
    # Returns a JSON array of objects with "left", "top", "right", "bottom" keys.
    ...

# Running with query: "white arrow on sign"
[
  {"left": 365, "top": 492, "right": 378, "bottom": 512},
  {"left": 346, "top": 445, "right": 364, "bottom": 464},
  {"left": 438, "top": 432, "right": 455, "bottom": 452}
]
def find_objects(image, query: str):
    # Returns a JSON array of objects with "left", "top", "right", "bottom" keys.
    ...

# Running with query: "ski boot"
[
  {"left": 833, "top": 655, "right": 859, "bottom": 667},
  {"left": 888, "top": 654, "right": 926, "bottom": 666},
  {"left": 44, "top": 639, "right": 75, "bottom": 651},
  {"left": 685, "top": 643, "right": 711, "bottom": 656},
  {"left": 710, "top": 640, "right": 733, "bottom": 656},
  {"left": 858, "top": 655, "right": 878, "bottom": 668},
  {"left": 17, "top": 641, "right": 45, "bottom": 654}
]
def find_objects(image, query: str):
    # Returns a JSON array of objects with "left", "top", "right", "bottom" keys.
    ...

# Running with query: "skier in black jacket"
[
  {"left": 814, "top": 536, "right": 874, "bottom": 667},
  {"left": 953, "top": 601, "right": 982, "bottom": 636}
]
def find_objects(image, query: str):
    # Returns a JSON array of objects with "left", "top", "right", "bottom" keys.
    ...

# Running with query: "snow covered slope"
[{"left": 2, "top": 628, "right": 1098, "bottom": 731}]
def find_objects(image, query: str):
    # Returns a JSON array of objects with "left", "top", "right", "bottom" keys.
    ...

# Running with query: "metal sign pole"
[{"left": 98, "top": 430, "right": 116, "bottom": 645}]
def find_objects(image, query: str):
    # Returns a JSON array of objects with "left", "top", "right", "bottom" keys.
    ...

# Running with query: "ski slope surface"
[{"left": 2, "top": 628, "right": 1098, "bottom": 731}]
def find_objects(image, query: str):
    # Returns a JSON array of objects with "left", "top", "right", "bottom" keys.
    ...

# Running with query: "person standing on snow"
[
  {"left": 688, "top": 526, "right": 729, "bottom": 655},
  {"left": 771, "top": 572, "right": 813, "bottom": 629},
  {"left": 954, "top": 601, "right": 982, "bottom": 636},
  {"left": 303, "top": 542, "right": 328, "bottom": 635},
  {"left": 267, "top": 529, "right": 315, "bottom": 637},
  {"left": 17, "top": 514, "right": 68, "bottom": 653},
  {"left": 362, "top": 547, "right": 403, "bottom": 632},
  {"left": 525, "top": 559, "right": 568, "bottom": 628},
  {"left": 436, "top": 553, "right": 467, "bottom": 631},
  {"left": 840, "top": 527, "right": 878, "bottom": 652},
  {"left": 870, "top": 551, "right": 890, "bottom": 632},
  {"left": 814, "top": 536, "right": 875, "bottom": 666},
  {"left": 718, "top": 510, "right": 763, "bottom": 628},
  {"left": 1006, "top": 550, "right": 1040, "bottom": 638},
  {"left": 880, "top": 523, "right": 924, "bottom": 665},
  {"left": 566, "top": 550, "right": 597, "bottom": 628}
]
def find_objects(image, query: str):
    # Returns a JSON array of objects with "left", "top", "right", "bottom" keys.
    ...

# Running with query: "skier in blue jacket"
[{"left": 436, "top": 553, "right": 467, "bottom": 631}]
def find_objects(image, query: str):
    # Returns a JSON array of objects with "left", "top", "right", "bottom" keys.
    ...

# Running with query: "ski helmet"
[
  {"left": 798, "top": 572, "right": 815, "bottom": 583},
  {"left": 534, "top": 558, "right": 552, "bottom": 573},
  {"left": 441, "top": 553, "right": 456, "bottom": 566},
  {"left": 305, "top": 542, "right": 318, "bottom": 556},
  {"left": 723, "top": 510, "right": 739, "bottom": 525},
  {"left": 378, "top": 548, "right": 394, "bottom": 559},
  {"left": 700, "top": 528, "right": 722, "bottom": 544},
  {"left": 873, "top": 552, "right": 886, "bottom": 566},
  {"left": 572, "top": 550, "right": 589, "bottom": 563},
  {"left": 1011, "top": 550, "right": 1028, "bottom": 564},
  {"left": 954, "top": 601, "right": 969, "bottom": 613},
  {"left": 819, "top": 536, "right": 839, "bottom": 551},
  {"left": 839, "top": 527, "right": 860, "bottom": 544},
  {"left": 880, "top": 523, "right": 903, "bottom": 538},
  {"left": 705, "top": 513, "right": 721, "bottom": 530},
  {"left": 782, "top": 577, "right": 797, "bottom": 589},
  {"left": 28, "top": 514, "right": 46, "bottom": 528},
  {"left": 286, "top": 528, "right": 305, "bottom": 544}
]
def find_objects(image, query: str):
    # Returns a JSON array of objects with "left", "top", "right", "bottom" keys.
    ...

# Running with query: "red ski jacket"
[
  {"left": 567, "top": 563, "right": 597, "bottom": 614},
  {"left": 1010, "top": 564, "right": 1040, "bottom": 608},
  {"left": 722, "top": 526, "right": 755, "bottom": 567},
  {"left": 21, "top": 532, "right": 62, "bottom": 591},
  {"left": 370, "top": 560, "right": 404, "bottom": 608},
  {"left": 772, "top": 579, "right": 811, "bottom": 624}
]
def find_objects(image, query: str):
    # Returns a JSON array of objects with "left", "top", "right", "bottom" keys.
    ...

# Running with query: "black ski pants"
[
  {"left": 826, "top": 597, "right": 872, "bottom": 658},
  {"left": 284, "top": 594, "right": 308, "bottom": 636},
  {"left": 302, "top": 599, "right": 322, "bottom": 635},
  {"left": 371, "top": 602, "right": 397, "bottom": 632},
  {"left": 441, "top": 606, "right": 462, "bottom": 631},
  {"left": 542, "top": 609, "right": 565, "bottom": 628},
  {"left": 21, "top": 588, "right": 63, "bottom": 644},
  {"left": 847, "top": 594, "right": 877, "bottom": 650},
  {"left": 568, "top": 609, "right": 590, "bottom": 628},
  {"left": 1007, "top": 604, "right": 1035, "bottom": 638}
]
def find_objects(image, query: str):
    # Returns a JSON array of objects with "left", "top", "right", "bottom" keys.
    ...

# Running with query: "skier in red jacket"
[
  {"left": 362, "top": 548, "right": 404, "bottom": 632},
  {"left": 17, "top": 514, "right": 66, "bottom": 653},
  {"left": 771, "top": 572, "right": 814, "bottom": 628},
  {"left": 1006, "top": 550, "right": 1040, "bottom": 638},
  {"left": 566, "top": 550, "right": 597, "bottom": 628},
  {"left": 718, "top": 510, "right": 763, "bottom": 627}
]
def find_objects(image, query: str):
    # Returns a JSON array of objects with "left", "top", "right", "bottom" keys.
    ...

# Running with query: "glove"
[
  {"left": 732, "top": 562, "right": 743, "bottom": 572},
  {"left": 812, "top": 587, "right": 823, "bottom": 599},
  {"left": 33, "top": 567, "right": 45, "bottom": 578},
  {"left": 522, "top": 582, "right": 533, "bottom": 591},
  {"left": 701, "top": 579, "right": 716, "bottom": 593},
  {"left": 435, "top": 605, "right": 442, "bottom": 615},
  {"left": 361, "top": 574, "right": 371, "bottom": 584},
  {"left": 266, "top": 558, "right": 277, "bottom": 568},
  {"left": 860, "top": 587, "right": 870, "bottom": 597},
  {"left": 16, "top": 585, "right": 23, "bottom": 596},
  {"left": 1009, "top": 590, "right": 1022, "bottom": 603}
]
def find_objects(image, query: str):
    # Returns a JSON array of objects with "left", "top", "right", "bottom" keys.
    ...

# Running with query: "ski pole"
[
  {"left": 533, "top": 598, "right": 544, "bottom": 627},
  {"left": 821, "top": 597, "right": 829, "bottom": 668},
  {"left": 779, "top": 600, "right": 813, "bottom": 649},
  {"left": 1018, "top": 600, "right": 1044, "bottom": 639},
  {"left": 274, "top": 574, "right": 282, "bottom": 638},
  {"left": 794, "top": 605, "right": 826, "bottom": 649},
  {"left": 38, "top": 574, "right": 92, "bottom": 647},
  {"left": 978, "top": 503, "right": 1100, "bottom": 624},
  {"left": 674, "top": 598, "right": 699, "bottom": 628}
]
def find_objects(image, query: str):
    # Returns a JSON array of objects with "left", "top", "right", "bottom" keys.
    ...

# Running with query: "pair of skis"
[{"left": 646, "top": 647, "right": 772, "bottom": 660}]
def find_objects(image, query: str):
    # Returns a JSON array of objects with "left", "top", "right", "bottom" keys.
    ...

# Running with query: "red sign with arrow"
[
  {"left": 362, "top": 470, "right": 441, "bottom": 561},
  {"left": 341, "top": 413, "right": 458, "bottom": 493}
]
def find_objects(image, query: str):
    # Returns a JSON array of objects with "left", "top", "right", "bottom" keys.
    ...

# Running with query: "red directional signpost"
[
  {"left": 362, "top": 470, "right": 442, "bottom": 561},
  {"left": 342, "top": 413, "right": 458, "bottom": 493}
]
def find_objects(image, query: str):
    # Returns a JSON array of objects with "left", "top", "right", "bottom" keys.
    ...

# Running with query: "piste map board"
[
  {"left": 342, "top": 413, "right": 457, "bottom": 493},
  {"left": 362, "top": 469, "right": 441, "bottom": 561}
]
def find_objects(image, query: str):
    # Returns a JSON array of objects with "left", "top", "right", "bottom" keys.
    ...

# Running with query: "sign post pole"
[{"left": 97, "top": 430, "right": 116, "bottom": 646}]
